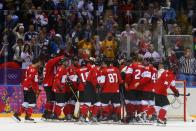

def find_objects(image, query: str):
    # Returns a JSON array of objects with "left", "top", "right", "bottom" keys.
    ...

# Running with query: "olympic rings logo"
[{"left": 7, "top": 74, "right": 17, "bottom": 80}]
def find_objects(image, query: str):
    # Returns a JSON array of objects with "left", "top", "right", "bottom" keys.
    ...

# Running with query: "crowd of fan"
[{"left": 0, "top": 0, "right": 196, "bottom": 75}]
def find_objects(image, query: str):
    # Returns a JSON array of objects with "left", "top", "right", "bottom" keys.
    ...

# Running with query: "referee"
[{"left": 178, "top": 47, "right": 196, "bottom": 87}]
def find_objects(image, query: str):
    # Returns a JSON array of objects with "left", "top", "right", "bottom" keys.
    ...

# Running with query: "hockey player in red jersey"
[
  {"left": 65, "top": 57, "right": 80, "bottom": 119},
  {"left": 79, "top": 59, "right": 102, "bottom": 122},
  {"left": 134, "top": 58, "right": 158, "bottom": 122},
  {"left": 75, "top": 61, "right": 90, "bottom": 118},
  {"left": 52, "top": 58, "right": 70, "bottom": 120},
  {"left": 13, "top": 57, "right": 43, "bottom": 122},
  {"left": 124, "top": 56, "right": 145, "bottom": 121},
  {"left": 42, "top": 55, "right": 64, "bottom": 119},
  {"left": 99, "top": 60, "right": 123, "bottom": 122},
  {"left": 154, "top": 63, "right": 179, "bottom": 125}
]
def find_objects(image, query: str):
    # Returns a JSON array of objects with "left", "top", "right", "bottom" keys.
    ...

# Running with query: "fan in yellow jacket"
[
  {"left": 101, "top": 34, "right": 117, "bottom": 58},
  {"left": 78, "top": 38, "right": 94, "bottom": 58}
]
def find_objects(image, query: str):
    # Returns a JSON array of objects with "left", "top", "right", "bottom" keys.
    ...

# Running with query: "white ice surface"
[{"left": 1, "top": 118, "right": 196, "bottom": 131}]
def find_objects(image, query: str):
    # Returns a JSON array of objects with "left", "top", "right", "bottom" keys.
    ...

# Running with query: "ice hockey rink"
[{"left": 1, "top": 117, "right": 196, "bottom": 131}]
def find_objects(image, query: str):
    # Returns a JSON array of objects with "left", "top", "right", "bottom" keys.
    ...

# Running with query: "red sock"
[
  {"left": 115, "top": 106, "right": 121, "bottom": 118},
  {"left": 26, "top": 107, "right": 33, "bottom": 117},
  {"left": 69, "top": 104, "right": 75, "bottom": 114},
  {"left": 135, "top": 105, "right": 141, "bottom": 114},
  {"left": 80, "top": 104, "right": 89, "bottom": 117},
  {"left": 108, "top": 105, "right": 114, "bottom": 115},
  {"left": 146, "top": 106, "right": 155, "bottom": 116},
  {"left": 126, "top": 104, "right": 134, "bottom": 116},
  {"left": 18, "top": 106, "right": 25, "bottom": 116},
  {"left": 158, "top": 109, "right": 167, "bottom": 121},
  {"left": 54, "top": 105, "right": 62, "bottom": 117},
  {"left": 102, "top": 106, "right": 110, "bottom": 117},
  {"left": 63, "top": 104, "right": 74, "bottom": 115},
  {"left": 90, "top": 105, "right": 100, "bottom": 117},
  {"left": 140, "top": 105, "right": 148, "bottom": 113},
  {"left": 45, "top": 102, "right": 53, "bottom": 112}
]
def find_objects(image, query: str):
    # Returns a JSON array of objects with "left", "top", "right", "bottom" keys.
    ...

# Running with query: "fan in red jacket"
[
  {"left": 154, "top": 64, "right": 179, "bottom": 124},
  {"left": 42, "top": 55, "right": 64, "bottom": 119},
  {"left": 13, "top": 57, "right": 43, "bottom": 122}
]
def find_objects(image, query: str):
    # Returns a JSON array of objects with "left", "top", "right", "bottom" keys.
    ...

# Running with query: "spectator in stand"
[
  {"left": 94, "top": 0, "right": 104, "bottom": 17},
  {"left": 41, "top": 0, "right": 55, "bottom": 10},
  {"left": 0, "top": 0, "right": 6, "bottom": 10},
  {"left": 78, "top": 35, "right": 94, "bottom": 59},
  {"left": 144, "top": 44, "right": 161, "bottom": 62},
  {"left": 119, "top": 0, "right": 134, "bottom": 24},
  {"left": 21, "top": 44, "right": 33, "bottom": 69},
  {"left": 12, "top": 38, "right": 24, "bottom": 66},
  {"left": 48, "top": 34, "right": 64, "bottom": 56},
  {"left": 92, "top": 35, "right": 101, "bottom": 57},
  {"left": 77, "top": 0, "right": 94, "bottom": 20},
  {"left": 96, "top": 20, "right": 107, "bottom": 41},
  {"left": 136, "top": 18, "right": 152, "bottom": 43},
  {"left": 21, "top": 0, "right": 33, "bottom": 10},
  {"left": 104, "top": 15, "right": 117, "bottom": 32},
  {"left": 24, "top": 24, "right": 38, "bottom": 42},
  {"left": 171, "top": 0, "right": 187, "bottom": 11},
  {"left": 144, "top": 3, "right": 155, "bottom": 23},
  {"left": 162, "top": 0, "right": 176, "bottom": 33},
  {"left": 35, "top": 7, "right": 48, "bottom": 29},
  {"left": 56, "top": 0, "right": 67, "bottom": 10},
  {"left": 120, "top": 24, "right": 137, "bottom": 57},
  {"left": 178, "top": 47, "right": 196, "bottom": 87},
  {"left": 70, "top": 24, "right": 83, "bottom": 55},
  {"left": 13, "top": 23, "right": 25, "bottom": 40},
  {"left": 5, "top": 14, "right": 18, "bottom": 30},
  {"left": 30, "top": 37, "right": 41, "bottom": 58},
  {"left": 101, "top": 33, "right": 117, "bottom": 59}
]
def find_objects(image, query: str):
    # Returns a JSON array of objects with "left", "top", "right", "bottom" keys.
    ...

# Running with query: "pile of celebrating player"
[{"left": 13, "top": 53, "right": 180, "bottom": 125}]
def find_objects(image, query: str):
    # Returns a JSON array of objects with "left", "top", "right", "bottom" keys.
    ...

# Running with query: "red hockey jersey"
[
  {"left": 102, "top": 66, "right": 123, "bottom": 93},
  {"left": 155, "top": 70, "right": 178, "bottom": 96},
  {"left": 125, "top": 62, "right": 144, "bottom": 91},
  {"left": 138, "top": 65, "right": 157, "bottom": 92},
  {"left": 43, "top": 56, "right": 64, "bottom": 87},
  {"left": 86, "top": 66, "right": 101, "bottom": 87},
  {"left": 22, "top": 65, "right": 39, "bottom": 92},
  {"left": 52, "top": 65, "right": 68, "bottom": 93},
  {"left": 76, "top": 66, "right": 90, "bottom": 91}
]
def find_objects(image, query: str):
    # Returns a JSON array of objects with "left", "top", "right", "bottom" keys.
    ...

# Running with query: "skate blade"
[
  {"left": 156, "top": 123, "right": 166, "bottom": 127},
  {"left": 24, "top": 120, "right": 37, "bottom": 123},
  {"left": 130, "top": 122, "right": 154, "bottom": 125},
  {"left": 12, "top": 116, "right": 21, "bottom": 123}
]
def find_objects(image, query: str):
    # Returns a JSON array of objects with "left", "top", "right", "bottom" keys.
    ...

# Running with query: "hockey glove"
[{"left": 174, "top": 91, "right": 180, "bottom": 97}]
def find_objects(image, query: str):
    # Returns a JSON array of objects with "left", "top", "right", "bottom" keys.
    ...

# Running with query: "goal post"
[{"left": 167, "top": 80, "right": 193, "bottom": 122}]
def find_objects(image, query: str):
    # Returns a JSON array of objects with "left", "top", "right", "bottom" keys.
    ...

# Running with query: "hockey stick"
[
  {"left": 66, "top": 81, "right": 80, "bottom": 118},
  {"left": 119, "top": 84, "right": 127, "bottom": 120},
  {"left": 168, "top": 93, "right": 190, "bottom": 96}
]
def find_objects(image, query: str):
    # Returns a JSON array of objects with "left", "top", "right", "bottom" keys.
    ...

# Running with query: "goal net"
[{"left": 167, "top": 80, "right": 193, "bottom": 122}]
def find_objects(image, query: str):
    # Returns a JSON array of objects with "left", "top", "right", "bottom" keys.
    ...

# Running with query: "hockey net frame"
[{"left": 167, "top": 80, "right": 192, "bottom": 122}]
